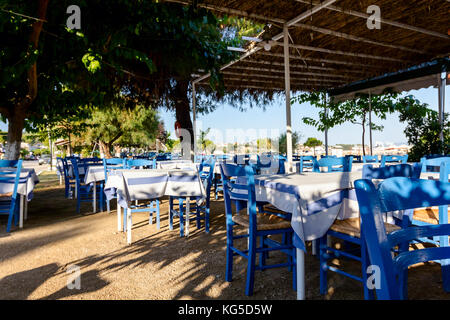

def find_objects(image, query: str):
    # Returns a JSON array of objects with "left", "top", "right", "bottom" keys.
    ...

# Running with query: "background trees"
[
  {"left": 397, "top": 96, "right": 449, "bottom": 161},
  {"left": 304, "top": 137, "right": 323, "bottom": 156},
  {"left": 0, "top": 1, "right": 240, "bottom": 159}
]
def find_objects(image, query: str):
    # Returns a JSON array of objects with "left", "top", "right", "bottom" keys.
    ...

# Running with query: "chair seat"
[
  {"left": 263, "top": 204, "right": 286, "bottom": 215},
  {"left": 330, "top": 217, "right": 400, "bottom": 238},
  {"left": 232, "top": 211, "right": 292, "bottom": 231},
  {"left": 0, "top": 192, "right": 13, "bottom": 200},
  {"left": 413, "top": 207, "right": 450, "bottom": 225}
]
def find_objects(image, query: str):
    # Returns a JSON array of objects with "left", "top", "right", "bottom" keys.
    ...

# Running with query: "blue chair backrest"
[
  {"left": 362, "top": 164, "right": 421, "bottom": 180},
  {"left": 424, "top": 154, "right": 450, "bottom": 159},
  {"left": 0, "top": 159, "right": 23, "bottom": 201},
  {"left": 299, "top": 156, "right": 318, "bottom": 172},
  {"left": 198, "top": 158, "right": 216, "bottom": 195},
  {"left": 234, "top": 154, "right": 250, "bottom": 165},
  {"left": 103, "top": 158, "right": 126, "bottom": 182},
  {"left": 420, "top": 157, "right": 450, "bottom": 175},
  {"left": 354, "top": 174, "right": 450, "bottom": 299},
  {"left": 363, "top": 155, "right": 379, "bottom": 164},
  {"left": 256, "top": 154, "right": 285, "bottom": 174},
  {"left": 126, "top": 158, "right": 156, "bottom": 169},
  {"left": 380, "top": 155, "right": 408, "bottom": 167},
  {"left": 220, "top": 163, "right": 257, "bottom": 229},
  {"left": 314, "top": 156, "right": 353, "bottom": 172},
  {"left": 69, "top": 158, "right": 82, "bottom": 187},
  {"left": 0, "top": 160, "right": 20, "bottom": 168}
]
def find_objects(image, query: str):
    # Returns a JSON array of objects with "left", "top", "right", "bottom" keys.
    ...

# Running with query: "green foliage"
[
  {"left": 82, "top": 103, "right": 160, "bottom": 150},
  {"left": 397, "top": 95, "right": 449, "bottom": 162},
  {"left": 277, "top": 131, "right": 302, "bottom": 155}
]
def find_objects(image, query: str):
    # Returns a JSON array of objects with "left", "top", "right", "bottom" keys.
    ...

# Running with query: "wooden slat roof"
[{"left": 167, "top": 0, "right": 450, "bottom": 93}]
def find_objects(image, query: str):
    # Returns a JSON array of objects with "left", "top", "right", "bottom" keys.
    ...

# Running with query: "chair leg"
[
  {"left": 245, "top": 231, "right": 257, "bottom": 296},
  {"left": 319, "top": 235, "right": 328, "bottom": 295},
  {"left": 169, "top": 197, "right": 174, "bottom": 231},
  {"left": 361, "top": 238, "right": 376, "bottom": 300},
  {"left": 179, "top": 198, "right": 185, "bottom": 237},
  {"left": 127, "top": 209, "right": 132, "bottom": 245},
  {"left": 123, "top": 207, "right": 127, "bottom": 232},
  {"left": 225, "top": 224, "right": 234, "bottom": 282},
  {"left": 259, "top": 236, "right": 266, "bottom": 269},
  {"left": 196, "top": 205, "right": 201, "bottom": 230},
  {"left": 117, "top": 202, "right": 122, "bottom": 232},
  {"left": 205, "top": 206, "right": 210, "bottom": 233},
  {"left": 156, "top": 199, "right": 160, "bottom": 229}
]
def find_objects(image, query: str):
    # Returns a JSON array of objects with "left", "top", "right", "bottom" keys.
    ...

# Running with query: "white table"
[
  {"left": 104, "top": 168, "right": 205, "bottom": 244},
  {"left": 0, "top": 168, "right": 39, "bottom": 229},
  {"left": 253, "top": 171, "right": 362, "bottom": 300}
]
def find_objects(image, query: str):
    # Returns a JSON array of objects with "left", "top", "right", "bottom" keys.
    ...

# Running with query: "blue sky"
[
  {"left": 159, "top": 86, "right": 448, "bottom": 146},
  {"left": 1, "top": 86, "right": 446, "bottom": 146}
]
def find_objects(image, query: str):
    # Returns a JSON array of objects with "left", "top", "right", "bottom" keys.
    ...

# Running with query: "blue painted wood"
[
  {"left": 69, "top": 158, "right": 104, "bottom": 213},
  {"left": 362, "top": 155, "right": 379, "bottom": 164},
  {"left": 219, "top": 162, "right": 296, "bottom": 296},
  {"left": 125, "top": 158, "right": 156, "bottom": 169},
  {"left": 0, "top": 160, "right": 23, "bottom": 232},
  {"left": 354, "top": 176, "right": 450, "bottom": 299},
  {"left": 57, "top": 157, "right": 75, "bottom": 198},
  {"left": 298, "top": 156, "right": 318, "bottom": 173},
  {"left": 320, "top": 163, "right": 418, "bottom": 299},
  {"left": 380, "top": 155, "right": 408, "bottom": 167},
  {"left": 314, "top": 156, "right": 353, "bottom": 172},
  {"left": 121, "top": 158, "right": 160, "bottom": 231},
  {"left": 103, "top": 158, "right": 126, "bottom": 212},
  {"left": 169, "top": 158, "right": 216, "bottom": 236}
]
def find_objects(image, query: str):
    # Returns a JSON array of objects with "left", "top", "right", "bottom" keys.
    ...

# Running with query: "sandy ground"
[{"left": 0, "top": 171, "right": 449, "bottom": 300}]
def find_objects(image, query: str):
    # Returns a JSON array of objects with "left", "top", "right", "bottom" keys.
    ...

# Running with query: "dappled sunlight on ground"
[{"left": 0, "top": 171, "right": 449, "bottom": 300}]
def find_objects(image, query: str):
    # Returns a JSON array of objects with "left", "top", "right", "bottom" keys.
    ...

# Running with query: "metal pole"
[
  {"left": 192, "top": 82, "right": 197, "bottom": 160},
  {"left": 438, "top": 72, "right": 446, "bottom": 153},
  {"left": 324, "top": 93, "right": 329, "bottom": 156},
  {"left": 369, "top": 90, "right": 373, "bottom": 156},
  {"left": 283, "top": 25, "right": 293, "bottom": 169}
]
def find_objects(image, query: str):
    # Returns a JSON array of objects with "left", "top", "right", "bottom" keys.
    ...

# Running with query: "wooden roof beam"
[
  {"left": 294, "top": 0, "right": 450, "bottom": 39},
  {"left": 227, "top": 65, "right": 357, "bottom": 79},
  {"left": 271, "top": 41, "right": 408, "bottom": 62},
  {"left": 221, "top": 71, "right": 346, "bottom": 83},
  {"left": 243, "top": 59, "right": 368, "bottom": 74}
]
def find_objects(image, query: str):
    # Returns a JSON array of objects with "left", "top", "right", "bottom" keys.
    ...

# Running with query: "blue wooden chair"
[
  {"left": 354, "top": 176, "right": 450, "bottom": 299},
  {"left": 214, "top": 155, "right": 234, "bottom": 199},
  {"left": 298, "top": 156, "right": 318, "bottom": 172},
  {"left": 219, "top": 163, "right": 296, "bottom": 296},
  {"left": 255, "top": 154, "right": 285, "bottom": 175},
  {"left": 319, "top": 163, "right": 421, "bottom": 299},
  {"left": 380, "top": 155, "right": 408, "bottom": 167},
  {"left": 103, "top": 158, "right": 126, "bottom": 213},
  {"left": 169, "top": 158, "right": 216, "bottom": 236},
  {"left": 0, "top": 160, "right": 23, "bottom": 232},
  {"left": 313, "top": 156, "right": 353, "bottom": 172},
  {"left": 362, "top": 155, "right": 379, "bottom": 164},
  {"left": 122, "top": 158, "right": 160, "bottom": 232},
  {"left": 125, "top": 158, "right": 156, "bottom": 169},
  {"left": 58, "top": 157, "right": 75, "bottom": 199},
  {"left": 69, "top": 158, "right": 104, "bottom": 214},
  {"left": 408, "top": 158, "right": 450, "bottom": 257}
]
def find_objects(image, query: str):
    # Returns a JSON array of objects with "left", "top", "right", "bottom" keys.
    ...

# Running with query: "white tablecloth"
[
  {"left": 104, "top": 168, "right": 205, "bottom": 208},
  {"left": 156, "top": 160, "right": 194, "bottom": 170},
  {"left": 0, "top": 168, "right": 39, "bottom": 201}
]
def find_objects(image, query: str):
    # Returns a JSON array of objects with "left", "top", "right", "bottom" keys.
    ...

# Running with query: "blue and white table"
[
  {"left": 104, "top": 168, "right": 206, "bottom": 244},
  {"left": 253, "top": 171, "right": 362, "bottom": 300},
  {"left": 0, "top": 168, "right": 39, "bottom": 229}
]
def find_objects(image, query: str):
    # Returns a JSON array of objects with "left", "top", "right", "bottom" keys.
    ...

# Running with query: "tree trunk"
[
  {"left": 4, "top": 0, "right": 49, "bottom": 160},
  {"left": 99, "top": 141, "right": 113, "bottom": 158},
  {"left": 361, "top": 114, "right": 366, "bottom": 157},
  {"left": 5, "top": 112, "right": 26, "bottom": 160},
  {"left": 174, "top": 81, "right": 194, "bottom": 159}
]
